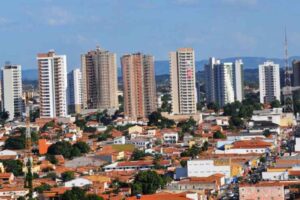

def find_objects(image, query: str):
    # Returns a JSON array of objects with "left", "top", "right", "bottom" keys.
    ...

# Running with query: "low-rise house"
[
  {"left": 0, "top": 150, "right": 18, "bottom": 160},
  {"left": 128, "top": 125, "right": 144, "bottom": 135},
  {"left": 262, "top": 168, "right": 289, "bottom": 181},
  {"left": 239, "top": 182, "right": 286, "bottom": 200},
  {"left": 168, "top": 174, "right": 225, "bottom": 193},
  {"left": 162, "top": 130, "right": 178, "bottom": 144},
  {"left": 0, "top": 173, "right": 14, "bottom": 184},
  {"left": 187, "top": 160, "right": 231, "bottom": 179},
  {"left": 215, "top": 139, "right": 273, "bottom": 155},
  {"left": 126, "top": 138, "right": 151, "bottom": 149},
  {"left": 64, "top": 178, "right": 92, "bottom": 188},
  {"left": 103, "top": 160, "right": 171, "bottom": 172},
  {"left": 0, "top": 188, "right": 29, "bottom": 199},
  {"left": 113, "top": 136, "right": 126, "bottom": 145}
]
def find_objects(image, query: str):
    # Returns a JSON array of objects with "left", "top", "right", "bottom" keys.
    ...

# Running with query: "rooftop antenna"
[{"left": 283, "top": 28, "right": 294, "bottom": 113}]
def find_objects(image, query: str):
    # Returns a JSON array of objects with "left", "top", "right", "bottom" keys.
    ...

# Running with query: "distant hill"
[
  {"left": 22, "top": 69, "right": 38, "bottom": 81},
  {"left": 155, "top": 56, "right": 300, "bottom": 75},
  {"left": 22, "top": 56, "right": 300, "bottom": 80}
]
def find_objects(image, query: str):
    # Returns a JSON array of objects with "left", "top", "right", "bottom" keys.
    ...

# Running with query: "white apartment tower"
[
  {"left": 215, "top": 62, "right": 235, "bottom": 107},
  {"left": 205, "top": 58, "right": 244, "bottom": 107},
  {"left": 1, "top": 64, "right": 23, "bottom": 120},
  {"left": 233, "top": 60, "right": 244, "bottom": 102},
  {"left": 67, "top": 69, "right": 82, "bottom": 114},
  {"left": 37, "top": 50, "right": 68, "bottom": 118},
  {"left": 170, "top": 48, "right": 197, "bottom": 114},
  {"left": 259, "top": 61, "right": 281, "bottom": 104}
]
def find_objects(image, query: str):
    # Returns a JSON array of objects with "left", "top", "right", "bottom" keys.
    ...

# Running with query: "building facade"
[
  {"left": 292, "top": 60, "right": 300, "bottom": 87},
  {"left": 187, "top": 160, "right": 231, "bottom": 178},
  {"left": 37, "top": 50, "right": 68, "bottom": 118},
  {"left": 233, "top": 59, "right": 244, "bottom": 102},
  {"left": 170, "top": 48, "right": 197, "bottom": 114},
  {"left": 215, "top": 62, "right": 235, "bottom": 107},
  {"left": 1, "top": 64, "right": 23, "bottom": 120},
  {"left": 121, "top": 53, "right": 157, "bottom": 120},
  {"left": 67, "top": 69, "right": 82, "bottom": 114},
  {"left": 81, "top": 47, "right": 118, "bottom": 110},
  {"left": 259, "top": 61, "right": 281, "bottom": 104},
  {"left": 205, "top": 58, "right": 244, "bottom": 107}
]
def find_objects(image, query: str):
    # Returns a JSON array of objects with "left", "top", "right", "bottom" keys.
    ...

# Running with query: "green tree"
[
  {"left": 1, "top": 160, "right": 23, "bottom": 176},
  {"left": 73, "top": 142, "right": 90, "bottom": 154},
  {"left": 131, "top": 171, "right": 165, "bottom": 195},
  {"left": 46, "top": 154, "right": 58, "bottom": 164},
  {"left": 230, "top": 116, "right": 244, "bottom": 128},
  {"left": 207, "top": 102, "right": 219, "bottom": 112},
  {"left": 131, "top": 149, "right": 147, "bottom": 161},
  {"left": 271, "top": 100, "right": 281, "bottom": 108},
  {"left": 160, "top": 94, "right": 172, "bottom": 113},
  {"left": 30, "top": 108, "right": 40, "bottom": 122},
  {"left": 61, "top": 187, "right": 86, "bottom": 200},
  {"left": 213, "top": 131, "right": 226, "bottom": 139},
  {"left": 34, "top": 183, "right": 51, "bottom": 193},
  {"left": 0, "top": 110, "right": 9, "bottom": 123},
  {"left": 4, "top": 136, "right": 25, "bottom": 149},
  {"left": 70, "top": 147, "right": 81, "bottom": 158},
  {"left": 47, "top": 141, "right": 73, "bottom": 159},
  {"left": 177, "top": 117, "right": 197, "bottom": 133},
  {"left": 61, "top": 171, "right": 75, "bottom": 182},
  {"left": 263, "top": 129, "right": 271, "bottom": 138}
]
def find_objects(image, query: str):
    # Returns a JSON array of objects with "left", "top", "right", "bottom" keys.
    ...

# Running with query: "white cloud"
[
  {"left": 45, "top": 7, "right": 73, "bottom": 26},
  {"left": 222, "top": 0, "right": 257, "bottom": 6},
  {"left": 0, "top": 17, "right": 11, "bottom": 26}
]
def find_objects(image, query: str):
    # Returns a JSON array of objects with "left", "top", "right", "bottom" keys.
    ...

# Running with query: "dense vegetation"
[{"left": 47, "top": 141, "right": 90, "bottom": 159}]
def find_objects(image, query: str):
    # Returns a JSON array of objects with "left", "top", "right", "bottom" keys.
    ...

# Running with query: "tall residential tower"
[
  {"left": 81, "top": 47, "right": 118, "bottom": 110},
  {"left": 1, "top": 64, "right": 23, "bottom": 120},
  {"left": 170, "top": 48, "right": 197, "bottom": 114},
  {"left": 204, "top": 58, "right": 244, "bottom": 107},
  {"left": 121, "top": 53, "right": 157, "bottom": 119},
  {"left": 67, "top": 69, "right": 83, "bottom": 114},
  {"left": 37, "top": 50, "right": 68, "bottom": 118},
  {"left": 259, "top": 61, "right": 281, "bottom": 104}
]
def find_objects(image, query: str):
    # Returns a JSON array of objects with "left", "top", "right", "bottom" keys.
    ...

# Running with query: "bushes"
[{"left": 47, "top": 141, "right": 90, "bottom": 159}]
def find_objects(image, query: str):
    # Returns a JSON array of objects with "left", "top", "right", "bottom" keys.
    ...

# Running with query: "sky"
[{"left": 0, "top": 0, "right": 300, "bottom": 70}]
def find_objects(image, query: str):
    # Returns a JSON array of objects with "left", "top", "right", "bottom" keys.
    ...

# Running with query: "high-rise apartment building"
[
  {"left": 205, "top": 58, "right": 244, "bottom": 107},
  {"left": 170, "top": 48, "right": 197, "bottom": 114},
  {"left": 204, "top": 57, "right": 219, "bottom": 103},
  {"left": 121, "top": 53, "right": 157, "bottom": 119},
  {"left": 37, "top": 50, "right": 68, "bottom": 118},
  {"left": 215, "top": 62, "right": 235, "bottom": 107},
  {"left": 293, "top": 60, "right": 300, "bottom": 87},
  {"left": 1, "top": 64, "right": 23, "bottom": 120},
  {"left": 233, "top": 60, "right": 244, "bottom": 102},
  {"left": 259, "top": 61, "right": 281, "bottom": 104},
  {"left": 81, "top": 47, "right": 118, "bottom": 110},
  {"left": 67, "top": 69, "right": 82, "bottom": 114}
]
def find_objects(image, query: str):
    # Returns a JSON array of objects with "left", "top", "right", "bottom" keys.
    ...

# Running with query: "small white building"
[
  {"left": 262, "top": 171, "right": 288, "bottom": 181},
  {"left": 64, "top": 178, "right": 92, "bottom": 188},
  {"left": 187, "top": 160, "right": 231, "bottom": 178},
  {"left": 163, "top": 132, "right": 178, "bottom": 144},
  {"left": 113, "top": 136, "right": 126, "bottom": 145}
]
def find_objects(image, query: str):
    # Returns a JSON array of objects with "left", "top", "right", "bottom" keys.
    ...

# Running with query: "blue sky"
[{"left": 0, "top": 0, "right": 299, "bottom": 70}]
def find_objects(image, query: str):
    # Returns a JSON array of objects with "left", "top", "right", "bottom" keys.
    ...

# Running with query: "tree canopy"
[
  {"left": 148, "top": 111, "right": 175, "bottom": 128},
  {"left": 61, "top": 187, "right": 103, "bottom": 200},
  {"left": 131, "top": 171, "right": 166, "bottom": 195},
  {"left": 47, "top": 141, "right": 90, "bottom": 159}
]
